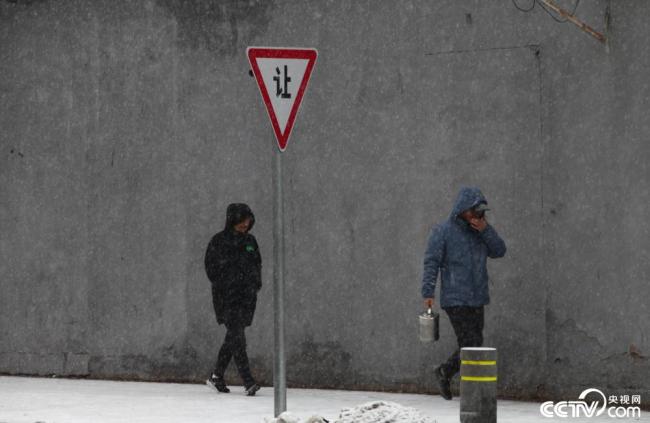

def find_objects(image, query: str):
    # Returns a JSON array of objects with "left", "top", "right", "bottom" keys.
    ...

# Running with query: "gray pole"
[{"left": 273, "top": 148, "right": 286, "bottom": 416}]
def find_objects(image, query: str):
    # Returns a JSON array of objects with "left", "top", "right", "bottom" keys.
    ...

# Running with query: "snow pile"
[
  {"left": 264, "top": 401, "right": 436, "bottom": 423},
  {"left": 336, "top": 401, "right": 436, "bottom": 423},
  {"left": 264, "top": 412, "right": 327, "bottom": 423}
]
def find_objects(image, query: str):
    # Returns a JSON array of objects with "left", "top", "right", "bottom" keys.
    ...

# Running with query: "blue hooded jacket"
[{"left": 421, "top": 187, "right": 506, "bottom": 308}]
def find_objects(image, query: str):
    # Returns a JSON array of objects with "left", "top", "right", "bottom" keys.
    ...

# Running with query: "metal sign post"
[
  {"left": 247, "top": 47, "right": 317, "bottom": 417},
  {"left": 273, "top": 148, "right": 286, "bottom": 416}
]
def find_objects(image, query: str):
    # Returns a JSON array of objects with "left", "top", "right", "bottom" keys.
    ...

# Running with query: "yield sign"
[{"left": 247, "top": 47, "right": 318, "bottom": 151}]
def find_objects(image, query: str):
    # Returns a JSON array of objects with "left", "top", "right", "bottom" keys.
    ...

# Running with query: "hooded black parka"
[{"left": 204, "top": 203, "right": 262, "bottom": 327}]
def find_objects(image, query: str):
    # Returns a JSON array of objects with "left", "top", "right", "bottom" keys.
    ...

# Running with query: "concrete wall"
[{"left": 1, "top": 0, "right": 648, "bottom": 405}]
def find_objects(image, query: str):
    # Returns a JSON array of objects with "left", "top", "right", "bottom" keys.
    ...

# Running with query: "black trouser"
[
  {"left": 214, "top": 324, "right": 254, "bottom": 386},
  {"left": 441, "top": 306, "right": 484, "bottom": 377}
]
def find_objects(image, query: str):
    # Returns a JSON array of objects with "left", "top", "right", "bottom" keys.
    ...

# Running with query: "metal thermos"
[{"left": 419, "top": 308, "right": 440, "bottom": 343}]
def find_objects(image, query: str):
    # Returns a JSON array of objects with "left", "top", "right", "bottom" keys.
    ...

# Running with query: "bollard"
[{"left": 460, "top": 347, "right": 497, "bottom": 423}]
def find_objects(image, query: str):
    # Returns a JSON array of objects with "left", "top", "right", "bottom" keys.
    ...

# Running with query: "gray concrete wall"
[{"left": 1, "top": 0, "right": 648, "bottom": 405}]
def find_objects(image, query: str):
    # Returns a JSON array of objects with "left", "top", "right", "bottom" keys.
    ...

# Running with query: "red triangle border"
[{"left": 247, "top": 47, "right": 318, "bottom": 152}]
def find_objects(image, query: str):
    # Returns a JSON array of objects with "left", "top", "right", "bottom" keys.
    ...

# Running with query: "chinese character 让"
[{"left": 274, "top": 65, "right": 291, "bottom": 99}]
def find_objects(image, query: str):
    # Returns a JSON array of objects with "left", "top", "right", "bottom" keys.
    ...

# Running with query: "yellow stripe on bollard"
[
  {"left": 460, "top": 360, "right": 497, "bottom": 366},
  {"left": 461, "top": 376, "right": 498, "bottom": 382}
]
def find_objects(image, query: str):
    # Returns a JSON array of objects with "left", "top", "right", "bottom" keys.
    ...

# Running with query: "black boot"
[
  {"left": 435, "top": 366, "right": 452, "bottom": 400},
  {"left": 207, "top": 374, "right": 230, "bottom": 393},
  {"left": 245, "top": 382, "right": 260, "bottom": 396}
]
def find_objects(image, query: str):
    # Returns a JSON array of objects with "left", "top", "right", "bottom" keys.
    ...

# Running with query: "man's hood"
[
  {"left": 450, "top": 186, "right": 488, "bottom": 218},
  {"left": 224, "top": 203, "right": 255, "bottom": 232}
]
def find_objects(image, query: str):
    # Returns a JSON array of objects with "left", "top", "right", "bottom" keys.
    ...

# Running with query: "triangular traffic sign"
[{"left": 247, "top": 47, "right": 317, "bottom": 152}]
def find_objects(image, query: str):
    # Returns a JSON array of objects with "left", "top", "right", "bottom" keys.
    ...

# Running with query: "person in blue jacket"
[{"left": 421, "top": 187, "right": 506, "bottom": 400}]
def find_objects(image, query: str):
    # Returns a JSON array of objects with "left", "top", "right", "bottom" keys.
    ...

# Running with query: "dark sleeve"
[
  {"left": 251, "top": 236, "right": 262, "bottom": 291},
  {"left": 204, "top": 236, "right": 232, "bottom": 284},
  {"left": 479, "top": 224, "right": 507, "bottom": 258}
]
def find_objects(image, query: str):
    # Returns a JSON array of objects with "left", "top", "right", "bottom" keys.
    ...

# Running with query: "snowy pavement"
[{"left": 0, "top": 376, "right": 646, "bottom": 423}]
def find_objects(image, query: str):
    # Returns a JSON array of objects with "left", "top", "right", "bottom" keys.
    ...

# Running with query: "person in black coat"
[{"left": 204, "top": 203, "right": 261, "bottom": 396}]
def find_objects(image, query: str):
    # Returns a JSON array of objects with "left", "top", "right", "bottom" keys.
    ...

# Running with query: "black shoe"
[
  {"left": 245, "top": 382, "right": 260, "bottom": 396},
  {"left": 207, "top": 374, "right": 230, "bottom": 393},
  {"left": 435, "top": 366, "right": 452, "bottom": 400}
]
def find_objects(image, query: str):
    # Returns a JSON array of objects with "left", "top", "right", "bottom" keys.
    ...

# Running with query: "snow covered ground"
[{"left": 0, "top": 376, "right": 645, "bottom": 423}]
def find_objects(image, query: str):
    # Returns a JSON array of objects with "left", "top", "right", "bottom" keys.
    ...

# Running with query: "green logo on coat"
[{"left": 246, "top": 245, "right": 255, "bottom": 252}]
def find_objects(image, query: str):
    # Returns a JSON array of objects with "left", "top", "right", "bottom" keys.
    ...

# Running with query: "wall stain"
[
  {"left": 152, "top": 343, "right": 200, "bottom": 379},
  {"left": 155, "top": 0, "right": 275, "bottom": 56},
  {"left": 2, "top": 0, "right": 47, "bottom": 5},
  {"left": 9, "top": 148, "right": 24, "bottom": 158},
  {"left": 288, "top": 336, "right": 352, "bottom": 388},
  {"left": 628, "top": 344, "right": 647, "bottom": 362},
  {"left": 87, "top": 342, "right": 201, "bottom": 381},
  {"left": 0, "top": 0, "right": 47, "bottom": 19}
]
